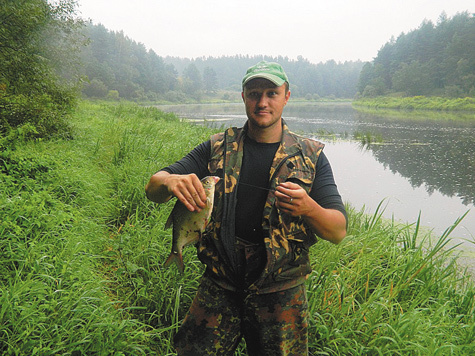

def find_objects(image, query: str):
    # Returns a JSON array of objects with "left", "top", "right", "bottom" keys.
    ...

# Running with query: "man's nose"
[{"left": 257, "top": 94, "right": 268, "bottom": 107}]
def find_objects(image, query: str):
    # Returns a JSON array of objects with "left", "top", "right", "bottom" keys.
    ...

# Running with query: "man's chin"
[{"left": 248, "top": 117, "right": 280, "bottom": 129}]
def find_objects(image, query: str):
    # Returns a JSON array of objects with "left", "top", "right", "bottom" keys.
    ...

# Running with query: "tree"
[
  {"left": 392, "top": 61, "right": 432, "bottom": 96},
  {"left": 455, "top": 59, "right": 475, "bottom": 96},
  {"left": 358, "top": 11, "right": 475, "bottom": 98},
  {"left": 0, "top": 0, "right": 85, "bottom": 140},
  {"left": 203, "top": 66, "right": 218, "bottom": 94},
  {"left": 83, "top": 78, "right": 108, "bottom": 98},
  {"left": 80, "top": 23, "right": 181, "bottom": 99},
  {"left": 182, "top": 63, "right": 202, "bottom": 95},
  {"left": 357, "top": 63, "right": 375, "bottom": 94}
]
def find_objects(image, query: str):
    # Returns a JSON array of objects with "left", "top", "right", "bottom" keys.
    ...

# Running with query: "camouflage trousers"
[{"left": 173, "top": 276, "right": 309, "bottom": 355}]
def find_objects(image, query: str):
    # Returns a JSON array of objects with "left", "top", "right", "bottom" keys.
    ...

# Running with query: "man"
[{"left": 145, "top": 61, "right": 347, "bottom": 355}]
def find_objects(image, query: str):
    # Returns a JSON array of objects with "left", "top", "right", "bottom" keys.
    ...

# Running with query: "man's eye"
[{"left": 268, "top": 91, "right": 277, "bottom": 96}]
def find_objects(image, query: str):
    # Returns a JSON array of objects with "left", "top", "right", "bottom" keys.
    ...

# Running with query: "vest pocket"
[
  {"left": 272, "top": 238, "right": 312, "bottom": 281},
  {"left": 285, "top": 170, "right": 313, "bottom": 191},
  {"left": 197, "top": 227, "right": 222, "bottom": 276}
]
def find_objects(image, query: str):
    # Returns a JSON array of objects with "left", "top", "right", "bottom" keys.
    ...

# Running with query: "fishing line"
[{"left": 238, "top": 181, "right": 275, "bottom": 192}]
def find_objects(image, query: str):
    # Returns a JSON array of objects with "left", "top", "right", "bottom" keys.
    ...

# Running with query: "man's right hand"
[{"left": 145, "top": 171, "right": 207, "bottom": 212}]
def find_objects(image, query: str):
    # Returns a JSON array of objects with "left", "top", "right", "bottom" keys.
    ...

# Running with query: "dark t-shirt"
[
  {"left": 162, "top": 137, "right": 347, "bottom": 242},
  {"left": 235, "top": 137, "right": 280, "bottom": 241}
]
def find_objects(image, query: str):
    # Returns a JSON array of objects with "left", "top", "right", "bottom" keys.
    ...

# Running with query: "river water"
[{"left": 156, "top": 102, "right": 475, "bottom": 256}]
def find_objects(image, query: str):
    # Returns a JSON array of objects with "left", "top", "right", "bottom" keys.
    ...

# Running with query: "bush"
[
  {"left": 0, "top": 92, "right": 72, "bottom": 140},
  {"left": 0, "top": 0, "right": 83, "bottom": 142},
  {"left": 164, "top": 90, "right": 187, "bottom": 103},
  {"left": 107, "top": 90, "right": 120, "bottom": 101},
  {"left": 83, "top": 78, "right": 109, "bottom": 98}
]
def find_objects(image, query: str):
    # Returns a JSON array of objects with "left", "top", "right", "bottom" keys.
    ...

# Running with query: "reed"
[{"left": 1, "top": 100, "right": 473, "bottom": 355}]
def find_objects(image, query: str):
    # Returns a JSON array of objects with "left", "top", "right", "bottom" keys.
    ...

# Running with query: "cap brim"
[{"left": 242, "top": 73, "right": 286, "bottom": 88}]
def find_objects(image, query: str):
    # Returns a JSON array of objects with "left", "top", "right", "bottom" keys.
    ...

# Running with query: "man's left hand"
[
  {"left": 275, "top": 181, "right": 347, "bottom": 244},
  {"left": 275, "top": 181, "right": 311, "bottom": 217}
]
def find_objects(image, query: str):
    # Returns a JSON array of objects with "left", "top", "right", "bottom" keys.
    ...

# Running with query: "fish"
[{"left": 164, "top": 176, "right": 220, "bottom": 273}]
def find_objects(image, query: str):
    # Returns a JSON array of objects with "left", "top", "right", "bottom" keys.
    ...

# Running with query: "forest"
[
  {"left": 357, "top": 11, "right": 475, "bottom": 98},
  {"left": 80, "top": 23, "right": 364, "bottom": 101},
  {"left": 2, "top": 1, "right": 474, "bottom": 141},
  {"left": 79, "top": 11, "right": 475, "bottom": 102}
]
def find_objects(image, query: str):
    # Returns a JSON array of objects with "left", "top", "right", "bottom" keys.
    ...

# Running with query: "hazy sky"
[{"left": 76, "top": 0, "right": 475, "bottom": 64}]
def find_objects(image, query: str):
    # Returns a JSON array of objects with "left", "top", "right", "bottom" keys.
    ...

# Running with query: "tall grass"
[
  {"left": 1, "top": 100, "right": 474, "bottom": 355},
  {"left": 353, "top": 96, "right": 475, "bottom": 114},
  {"left": 308, "top": 205, "right": 474, "bottom": 355}
]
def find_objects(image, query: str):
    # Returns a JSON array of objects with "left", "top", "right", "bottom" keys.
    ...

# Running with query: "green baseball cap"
[{"left": 242, "top": 61, "right": 289, "bottom": 88}]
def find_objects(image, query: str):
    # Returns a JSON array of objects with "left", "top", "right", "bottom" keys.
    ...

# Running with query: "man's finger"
[
  {"left": 191, "top": 176, "right": 207, "bottom": 207},
  {"left": 174, "top": 190, "right": 196, "bottom": 212}
]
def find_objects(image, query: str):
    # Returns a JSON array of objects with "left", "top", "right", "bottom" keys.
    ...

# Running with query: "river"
[{"left": 155, "top": 102, "right": 475, "bottom": 257}]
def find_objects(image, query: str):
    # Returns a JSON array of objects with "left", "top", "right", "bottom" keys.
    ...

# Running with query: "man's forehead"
[{"left": 244, "top": 78, "right": 278, "bottom": 90}]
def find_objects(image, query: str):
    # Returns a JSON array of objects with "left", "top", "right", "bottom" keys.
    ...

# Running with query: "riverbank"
[
  {"left": 1, "top": 100, "right": 474, "bottom": 355},
  {"left": 353, "top": 95, "right": 475, "bottom": 114}
]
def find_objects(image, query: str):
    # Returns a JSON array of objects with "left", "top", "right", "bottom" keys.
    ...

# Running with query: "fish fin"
[
  {"left": 165, "top": 200, "right": 182, "bottom": 229},
  {"left": 164, "top": 213, "right": 173, "bottom": 229},
  {"left": 163, "top": 252, "right": 185, "bottom": 274},
  {"left": 165, "top": 203, "right": 179, "bottom": 229}
]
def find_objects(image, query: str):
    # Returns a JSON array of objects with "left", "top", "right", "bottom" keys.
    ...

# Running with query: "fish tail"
[{"left": 164, "top": 252, "right": 185, "bottom": 274}]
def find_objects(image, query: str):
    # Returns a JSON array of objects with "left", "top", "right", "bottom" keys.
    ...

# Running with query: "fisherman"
[{"left": 145, "top": 60, "right": 347, "bottom": 356}]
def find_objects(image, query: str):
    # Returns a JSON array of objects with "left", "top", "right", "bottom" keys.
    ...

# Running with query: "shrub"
[
  {"left": 0, "top": 92, "right": 73, "bottom": 140},
  {"left": 0, "top": 0, "right": 84, "bottom": 142}
]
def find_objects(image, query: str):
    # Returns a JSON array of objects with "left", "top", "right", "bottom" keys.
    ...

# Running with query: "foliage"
[
  {"left": 80, "top": 23, "right": 364, "bottom": 101},
  {"left": 203, "top": 66, "right": 218, "bottom": 93},
  {"left": 0, "top": 104, "right": 152, "bottom": 354},
  {"left": 354, "top": 96, "right": 475, "bottom": 112},
  {"left": 0, "top": 0, "right": 85, "bottom": 140},
  {"left": 357, "top": 12, "right": 475, "bottom": 98},
  {"left": 166, "top": 55, "right": 365, "bottom": 99},
  {"left": 79, "top": 23, "right": 178, "bottom": 101},
  {"left": 181, "top": 63, "right": 203, "bottom": 98},
  {"left": 308, "top": 206, "right": 475, "bottom": 355},
  {"left": 2, "top": 100, "right": 474, "bottom": 354}
]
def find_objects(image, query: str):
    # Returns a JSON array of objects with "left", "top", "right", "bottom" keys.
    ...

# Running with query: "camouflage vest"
[{"left": 197, "top": 120, "right": 325, "bottom": 294}]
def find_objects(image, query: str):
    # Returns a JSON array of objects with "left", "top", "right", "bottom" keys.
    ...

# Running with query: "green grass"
[
  {"left": 353, "top": 96, "right": 475, "bottom": 118},
  {"left": 1, "top": 100, "right": 474, "bottom": 355}
]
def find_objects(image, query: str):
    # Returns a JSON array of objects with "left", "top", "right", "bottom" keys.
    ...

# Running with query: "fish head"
[{"left": 201, "top": 176, "right": 220, "bottom": 191}]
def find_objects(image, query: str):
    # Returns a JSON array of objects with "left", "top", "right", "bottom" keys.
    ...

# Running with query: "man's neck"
[{"left": 246, "top": 121, "right": 283, "bottom": 143}]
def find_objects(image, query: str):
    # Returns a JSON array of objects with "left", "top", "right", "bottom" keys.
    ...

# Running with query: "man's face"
[{"left": 242, "top": 78, "right": 290, "bottom": 133}]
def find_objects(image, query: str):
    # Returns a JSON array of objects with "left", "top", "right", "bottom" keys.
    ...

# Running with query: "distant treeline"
[
  {"left": 81, "top": 11, "right": 475, "bottom": 102},
  {"left": 357, "top": 11, "right": 475, "bottom": 98},
  {"left": 163, "top": 55, "right": 364, "bottom": 99},
  {"left": 2, "top": 1, "right": 474, "bottom": 143},
  {"left": 80, "top": 23, "right": 364, "bottom": 101}
]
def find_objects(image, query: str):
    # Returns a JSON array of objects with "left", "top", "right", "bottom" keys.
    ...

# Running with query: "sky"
[{"left": 75, "top": 0, "right": 475, "bottom": 64}]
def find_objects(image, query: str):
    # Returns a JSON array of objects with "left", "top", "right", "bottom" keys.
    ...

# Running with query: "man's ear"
[{"left": 284, "top": 90, "right": 291, "bottom": 105}]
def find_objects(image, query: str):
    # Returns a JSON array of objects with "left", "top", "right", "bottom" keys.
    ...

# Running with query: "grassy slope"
[
  {"left": 1, "top": 100, "right": 474, "bottom": 355},
  {"left": 353, "top": 96, "right": 475, "bottom": 114}
]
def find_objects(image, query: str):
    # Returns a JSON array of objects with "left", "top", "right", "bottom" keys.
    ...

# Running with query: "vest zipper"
[{"left": 254, "top": 149, "right": 301, "bottom": 289}]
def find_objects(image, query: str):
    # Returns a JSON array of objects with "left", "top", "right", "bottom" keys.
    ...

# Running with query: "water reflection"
[
  {"left": 325, "top": 141, "right": 473, "bottom": 244},
  {"left": 155, "top": 102, "right": 475, "bottom": 241},
  {"left": 285, "top": 103, "right": 474, "bottom": 207}
]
